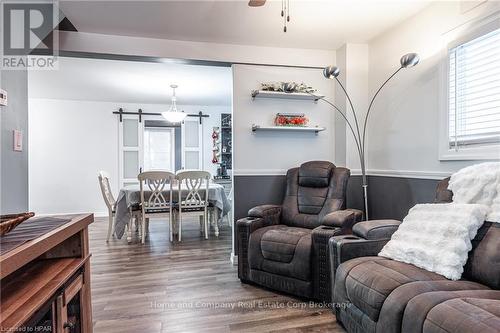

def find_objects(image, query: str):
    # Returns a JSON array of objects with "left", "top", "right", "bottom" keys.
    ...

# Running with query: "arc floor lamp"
[{"left": 320, "top": 52, "right": 420, "bottom": 220}]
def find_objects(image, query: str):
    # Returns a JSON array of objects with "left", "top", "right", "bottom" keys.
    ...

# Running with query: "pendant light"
[{"left": 162, "top": 84, "right": 187, "bottom": 123}]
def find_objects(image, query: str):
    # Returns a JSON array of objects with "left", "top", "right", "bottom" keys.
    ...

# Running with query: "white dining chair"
[
  {"left": 138, "top": 171, "right": 176, "bottom": 243},
  {"left": 98, "top": 171, "right": 116, "bottom": 242},
  {"left": 176, "top": 170, "right": 211, "bottom": 241}
]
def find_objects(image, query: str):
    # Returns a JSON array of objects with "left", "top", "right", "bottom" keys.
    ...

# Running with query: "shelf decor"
[
  {"left": 260, "top": 81, "right": 316, "bottom": 93},
  {"left": 220, "top": 113, "right": 232, "bottom": 170},
  {"left": 274, "top": 113, "right": 309, "bottom": 127}
]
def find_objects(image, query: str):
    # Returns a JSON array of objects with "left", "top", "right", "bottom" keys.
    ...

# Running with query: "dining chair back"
[
  {"left": 98, "top": 171, "right": 116, "bottom": 242},
  {"left": 138, "top": 171, "right": 176, "bottom": 243},
  {"left": 176, "top": 170, "right": 211, "bottom": 241}
]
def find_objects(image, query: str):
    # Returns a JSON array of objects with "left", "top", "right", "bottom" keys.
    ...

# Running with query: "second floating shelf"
[{"left": 252, "top": 125, "right": 326, "bottom": 134}]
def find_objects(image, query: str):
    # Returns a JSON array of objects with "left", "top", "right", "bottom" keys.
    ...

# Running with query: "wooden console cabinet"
[{"left": 0, "top": 214, "right": 94, "bottom": 333}]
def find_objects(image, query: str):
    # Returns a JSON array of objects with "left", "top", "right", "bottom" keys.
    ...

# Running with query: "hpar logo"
[{"left": 1, "top": 1, "right": 59, "bottom": 70}]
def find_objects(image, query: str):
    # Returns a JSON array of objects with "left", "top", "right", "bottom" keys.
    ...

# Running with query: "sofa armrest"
[
  {"left": 237, "top": 216, "right": 278, "bottom": 281},
  {"left": 320, "top": 208, "right": 363, "bottom": 234},
  {"left": 328, "top": 235, "right": 391, "bottom": 293},
  {"left": 352, "top": 219, "right": 401, "bottom": 240}
]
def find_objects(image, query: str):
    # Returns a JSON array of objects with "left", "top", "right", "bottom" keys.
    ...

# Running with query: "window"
[
  {"left": 143, "top": 127, "right": 175, "bottom": 172},
  {"left": 444, "top": 24, "right": 500, "bottom": 159}
]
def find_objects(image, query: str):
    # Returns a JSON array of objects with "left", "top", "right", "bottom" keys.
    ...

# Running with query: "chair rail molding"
[
  {"left": 233, "top": 169, "right": 288, "bottom": 176},
  {"left": 350, "top": 169, "right": 452, "bottom": 180}
]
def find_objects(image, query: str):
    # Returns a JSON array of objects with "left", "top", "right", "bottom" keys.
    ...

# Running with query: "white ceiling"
[
  {"left": 60, "top": 0, "right": 431, "bottom": 50},
  {"left": 28, "top": 57, "right": 232, "bottom": 105}
]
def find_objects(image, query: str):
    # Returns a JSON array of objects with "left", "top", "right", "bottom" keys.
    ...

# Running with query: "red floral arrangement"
[{"left": 275, "top": 114, "right": 309, "bottom": 127}]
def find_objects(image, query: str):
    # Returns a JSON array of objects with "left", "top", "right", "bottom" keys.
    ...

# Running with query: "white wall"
[
  {"left": 28, "top": 98, "right": 228, "bottom": 215},
  {"left": 336, "top": 44, "right": 369, "bottom": 171},
  {"left": 232, "top": 64, "right": 337, "bottom": 175},
  {"left": 361, "top": 1, "right": 500, "bottom": 177}
]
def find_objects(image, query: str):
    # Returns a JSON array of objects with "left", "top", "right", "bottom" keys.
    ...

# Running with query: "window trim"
[{"left": 439, "top": 17, "right": 500, "bottom": 161}]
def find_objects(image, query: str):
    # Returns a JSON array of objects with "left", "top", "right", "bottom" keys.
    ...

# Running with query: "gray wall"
[
  {"left": 234, "top": 174, "right": 441, "bottom": 254},
  {"left": 1, "top": 69, "right": 29, "bottom": 214}
]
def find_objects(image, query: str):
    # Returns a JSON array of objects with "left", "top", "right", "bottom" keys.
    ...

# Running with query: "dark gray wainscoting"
[
  {"left": 347, "top": 176, "right": 441, "bottom": 221},
  {"left": 233, "top": 174, "right": 442, "bottom": 254},
  {"left": 234, "top": 175, "right": 287, "bottom": 221}
]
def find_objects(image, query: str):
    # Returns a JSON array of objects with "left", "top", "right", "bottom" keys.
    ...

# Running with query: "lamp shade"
[
  {"left": 323, "top": 66, "right": 340, "bottom": 79},
  {"left": 161, "top": 110, "right": 187, "bottom": 123},
  {"left": 162, "top": 84, "right": 187, "bottom": 123},
  {"left": 400, "top": 53, "right": 420, "bottom": 68}
]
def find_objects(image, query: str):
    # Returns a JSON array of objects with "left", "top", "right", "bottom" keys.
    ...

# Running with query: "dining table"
[{"left": 113, "top": 182, "right": 231, "bottom": 241}]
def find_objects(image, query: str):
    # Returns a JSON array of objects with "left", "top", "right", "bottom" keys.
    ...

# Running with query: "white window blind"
[
  {"left": 448, "top": 27, "right": 500, "bottom": 149},
  {"left": 144, "top": 127, "right": 175, "bottom": 172}
]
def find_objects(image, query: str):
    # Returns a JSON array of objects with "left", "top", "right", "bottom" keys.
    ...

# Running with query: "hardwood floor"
[{"left": 89, "top": 216, "right": 344, "bottom": 332}]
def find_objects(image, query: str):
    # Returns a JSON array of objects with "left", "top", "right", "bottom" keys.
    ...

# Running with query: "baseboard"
[{"left": 230, "top": 252, "right": 238, "bottom": 266}]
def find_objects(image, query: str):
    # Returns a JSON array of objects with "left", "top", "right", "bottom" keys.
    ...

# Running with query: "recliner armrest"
[
  {"left": 248, "top": 204, "right": 282, "bottom": 218},
  {"left": 236, "top": 216, "right": 274, "bottom": 234},
  {"left": 237, "top": 216, "right": 276, "bottom": 281},
  {"left": 352, "top": 219, "right": 401, "bottom": 240},
  {"left": 248, "top": 204, "right": 281, "bottom": 226},
  {"left": 320, "top": 208, "right": 363, "bottom": 233}
]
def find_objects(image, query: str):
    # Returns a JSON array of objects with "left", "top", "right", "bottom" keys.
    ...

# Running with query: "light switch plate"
[
  {"left": 0, "top": 89, "right": 7, "bottom": 106},
  {"left": 13, "top": 130, "right": 23, "bottom": 151}
]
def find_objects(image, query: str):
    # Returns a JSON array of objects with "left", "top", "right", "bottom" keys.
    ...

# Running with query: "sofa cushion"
[
  {"left": 248, "top": 225, "right": 312, "bottom": 281},
  {"left": 261, "top": 227, "right": 310, "bottom": 263},
  {"left": 424, "top": 297, "right": 500, "bottom": 333},
  {"left": 338, "top": 257, "right": 446, "bottom": 322},
  {"left": 377, "top": 280, "right": 489, "bottom": 333},
  {"left": 402, "top": 290, "right": 500, "bottom": 333}
]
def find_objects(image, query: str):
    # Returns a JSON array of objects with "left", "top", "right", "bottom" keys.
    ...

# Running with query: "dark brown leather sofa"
[
  {"left": 329, "top": 178, "right": 500, "bottom": 333},
  {"left": 237, "top": 161, "right": 362, "bottom": 302}
]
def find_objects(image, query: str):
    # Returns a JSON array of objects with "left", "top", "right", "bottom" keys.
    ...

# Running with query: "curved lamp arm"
[
  {"left": 308, "top": 93, "right": 363, "bottom": 159},
  {"left": 334, "top": 77, "right": 363, "bottom": 154}
]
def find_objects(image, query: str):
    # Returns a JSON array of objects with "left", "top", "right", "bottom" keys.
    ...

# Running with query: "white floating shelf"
[
  {"left": 252, "top": 125, "right": 326, "bottom": 134},
  {"left": 251, "top": 90, "right": 324, "bottom": 102}
]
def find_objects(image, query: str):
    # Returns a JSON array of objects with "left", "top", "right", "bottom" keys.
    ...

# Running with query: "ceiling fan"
[{"left": 248, "top": 0, "right": 291, "bottom": 32}]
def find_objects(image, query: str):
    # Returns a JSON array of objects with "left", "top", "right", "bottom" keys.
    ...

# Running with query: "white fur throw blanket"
[
  {"left": 448, "top": 162, "right": 500, "bottom": 223},
  {"left": 379, "top": 203, "right": 487, "bottom": 280}
]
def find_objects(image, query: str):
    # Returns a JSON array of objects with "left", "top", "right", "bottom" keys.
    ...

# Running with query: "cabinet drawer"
[{"left": 64, "top": 274, "right": 83, "bottom": 305}]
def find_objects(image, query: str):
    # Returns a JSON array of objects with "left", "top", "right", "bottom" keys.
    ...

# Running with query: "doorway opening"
[{"left": 27, "top": 54, "right": 234, "bottom": 252}]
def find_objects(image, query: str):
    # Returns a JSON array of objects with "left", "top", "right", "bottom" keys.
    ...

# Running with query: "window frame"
[{"left": 439, "top": 18, "right": 500, "bottom": 161}]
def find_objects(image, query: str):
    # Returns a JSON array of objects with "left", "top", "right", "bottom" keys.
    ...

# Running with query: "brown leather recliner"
[
  {"left": 237, "top": 161, "right": 363, "bottom": 302},
  {"left": 329, "top": 178, "right": 500, "bottom": 333}
]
